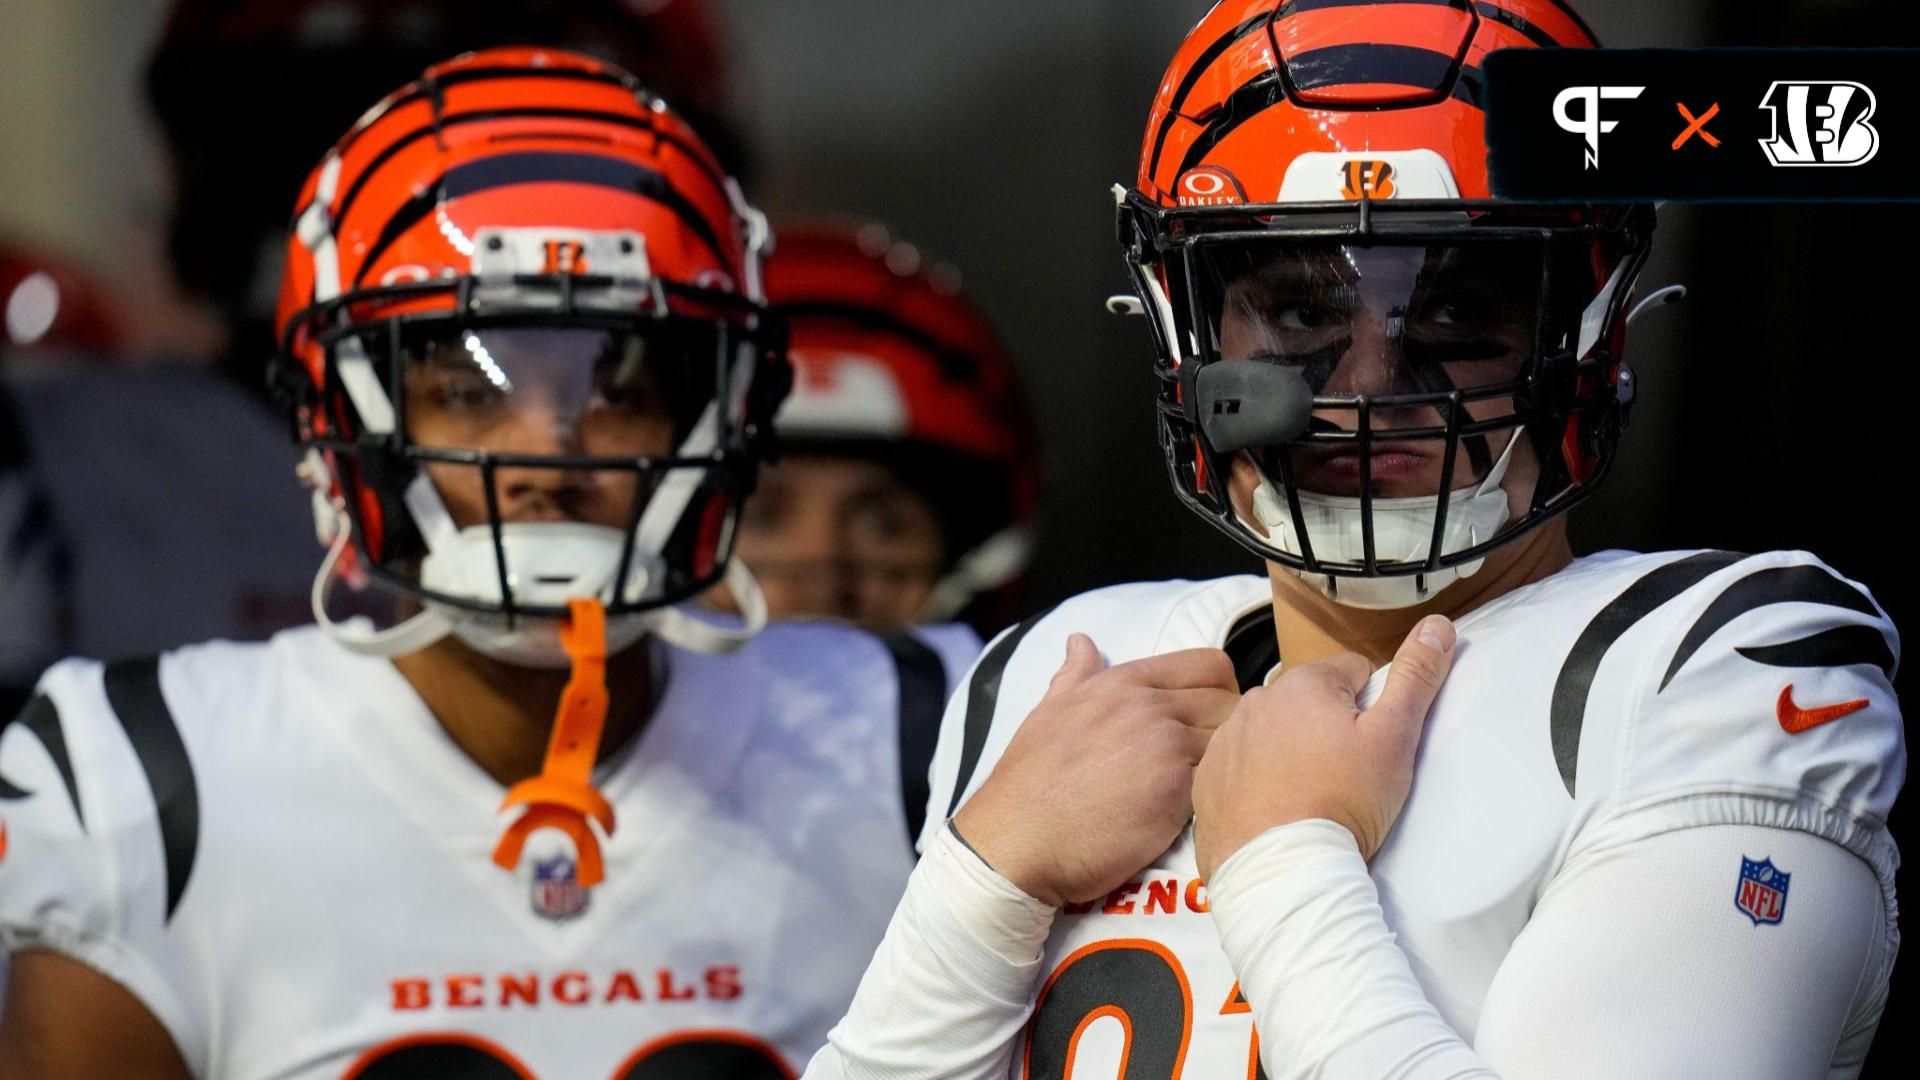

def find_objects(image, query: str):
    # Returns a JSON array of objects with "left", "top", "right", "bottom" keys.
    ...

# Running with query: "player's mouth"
[{"left": 1294, "top": 441, "right": 1436, "bottom": 496}]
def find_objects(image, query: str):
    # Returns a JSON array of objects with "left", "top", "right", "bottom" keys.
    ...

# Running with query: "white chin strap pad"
[
  {"left": 312, "top": 518, "right": 766, "bottom": 664},
  {"left": 1250, "top": 429, "right": 1522, "bottom": 610}
]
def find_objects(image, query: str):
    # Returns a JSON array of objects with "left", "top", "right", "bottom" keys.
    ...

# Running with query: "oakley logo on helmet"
[
  {"left": 1175, "top": 167, "right": 1247, "bottom": 207},
  {"left": 1339, "top": 160, "right": 1397, "bottom": 201},
  {"left": 1552, "top": 85, "right": 1646, "bottom": 170},
  {"left": 1758, "top": 81, "right": 1880, "bottom": 167}
]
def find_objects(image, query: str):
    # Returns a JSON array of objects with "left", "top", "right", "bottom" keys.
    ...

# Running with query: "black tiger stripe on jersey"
[
  {"left": 881, "top": 632, "right": 950, "bottom": 852},
  {"left": 0, "top": 693, "right": 83, "bottom": 828},
  {"left": 102, "top": 658, "right": 199, "bottom": 922},
  {"left": 947, "top": 607, "right": 1057, "bottom": 818},
  {"left": 1740, "top": 626, "right": 1897, "bottom": 680},
  {"left": 1659, "top": 565, "right": 1881, "bottom": 692},
  {"left": 1223, "top": 605, "right": 1281, "bottom": 693},
  {"left": 1550, "top": 551, "right": 1742, "bottom": 797}
]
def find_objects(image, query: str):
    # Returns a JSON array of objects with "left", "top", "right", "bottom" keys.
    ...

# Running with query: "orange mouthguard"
[{"left": 492, "top": 598, "right": 617, "bottom": 886}]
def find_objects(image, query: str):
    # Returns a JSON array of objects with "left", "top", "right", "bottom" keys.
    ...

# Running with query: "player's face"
[
  {"left": 721, "top": 454, "right": 945, "bottom": 628},
  {"left": 403, "top": 326, "right": 696, "bottom": 530},
  {"left": 1211, "top": 242, "right": 1540, "bottom": 503}
]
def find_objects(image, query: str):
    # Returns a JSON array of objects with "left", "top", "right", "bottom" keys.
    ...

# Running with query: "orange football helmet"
[
  {"left": 1119, "top": 0, "right": 1653, "bottom": 608},
  {"left": 763, "top": 222, "right": 1039, "bottom": 621},
  {"left": 274, "top": 47, "right": 787, "bottom": 664}
]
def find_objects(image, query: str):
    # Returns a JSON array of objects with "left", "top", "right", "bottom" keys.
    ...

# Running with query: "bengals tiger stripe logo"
[
  {"left": 542, "top": 240, "right": 589, "bottom": 275},
  {"left": 1340, "top": 160, "right": 1397, "bottom": 201}
]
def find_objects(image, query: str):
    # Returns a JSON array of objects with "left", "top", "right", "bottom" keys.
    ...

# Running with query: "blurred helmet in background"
[
  {"left": 0, "top": 242, "right": 124, "bottom": 357},
  {"left": 734, "top": 220, "right": 1040, "bottom": 630}
]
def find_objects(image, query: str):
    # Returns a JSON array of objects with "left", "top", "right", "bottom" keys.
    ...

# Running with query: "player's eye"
[
  {"left": 1277, "top": 303, "right": 1336, "bottom": 331},
  {"left": 418, "top": 372, "right": 508, "bottom": 413}
]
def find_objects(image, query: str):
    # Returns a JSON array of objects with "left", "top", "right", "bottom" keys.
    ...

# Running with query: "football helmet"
[
  {"left": 151, "top": 0, "right": 746, "bottom": 390},
  {"left": 1119, "top": 0, "right": 1654, "bottom": 608},
  {"left": 275, "top": 47, "right": 787, "bottom": 666},
  {"left": 763, "top": 222, "right": 1039, "bottom": 622}
]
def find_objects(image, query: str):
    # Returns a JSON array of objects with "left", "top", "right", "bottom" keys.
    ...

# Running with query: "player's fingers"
[
  {"left": 1365, "top": 615, "right": 1457, "bottom": 750},
  {"left": 1286, "top": 651, "right": 1376, "bottom": 700},
  {"left": 1174, "top": 721, "right": 1216, "bottom": 764},
  {"left": 1159, "top": 686, "right": 1243, "bottom": 731},
  {"left": 1043, "top": 633, "right": 1107, "bottom": 699},
  {"left": 1112, "top": 647, "right": 1238, "bottom": 692}
]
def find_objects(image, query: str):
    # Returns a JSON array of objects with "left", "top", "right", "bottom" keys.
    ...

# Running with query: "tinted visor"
[{"left": 1195, "top": 237, "right": 1577, "bottom": 493}]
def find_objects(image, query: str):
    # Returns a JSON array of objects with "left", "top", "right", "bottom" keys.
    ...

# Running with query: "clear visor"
[{"left": 401, "top": 324, "right": 723, "bottom": 460}]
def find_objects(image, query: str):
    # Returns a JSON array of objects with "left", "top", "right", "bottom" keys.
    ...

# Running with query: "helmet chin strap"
[
  {"left": 917, "top": 525, "right": 1034, "bottom": 623},
  {"left": 310, "top": 508, "right": 455, "bottom": 658},
  {"left": 1250, "top": 428, "right": 1523, "bottom": 610}
]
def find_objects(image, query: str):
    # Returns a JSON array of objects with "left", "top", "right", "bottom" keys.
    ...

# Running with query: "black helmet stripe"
[
  {"left": 1177, "top": 47, "right": 1476, "bottom": 177},
  {"left": 1279, "top": 0, "right": 1460, "bottom": 12},
  {"left": 1179, "top": 72, "right": 1287, "bottom": 177},
  {"left": 336, "top": 64, "right": 642, "bottom": 158},
  {"left": 350, "top": 151, "right": 728, "bottom": 289},
  {"left": 1148, "top": 14, "right": 1273, "bottom": 183},
  {"left": 1287, "top": 43, "right": 1462, "bottom": 96},
  {"left": 323, "top": 109, "right": 730, "bottom": 242},
  {"left": 1471, "top": 1, "right": 1573, "bottom": 48}
]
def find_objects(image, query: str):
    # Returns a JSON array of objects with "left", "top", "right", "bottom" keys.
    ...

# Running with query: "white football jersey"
[
  {"left": 0, "top": 619, "right": 978, "bottom": 1079},
  {"left": 920, "top": 549, "right": 1904, "bottom": 1078}
]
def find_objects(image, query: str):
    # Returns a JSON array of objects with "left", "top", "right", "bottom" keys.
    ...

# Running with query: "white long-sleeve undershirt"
[
  {"left": 1209, "top": 820, "right": 1892, "bottom": 1080},
  {"left": 806, "top": 819, "right": 1892, "bottom": 1080}
]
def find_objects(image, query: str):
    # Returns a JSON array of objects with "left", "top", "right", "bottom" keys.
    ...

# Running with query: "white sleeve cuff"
[
  {"left": 916, "top": 821, "right": 1058, "bottom": 975},
  {"left": 803, "top": 821, "right": 1056, "bottom": 1080}
]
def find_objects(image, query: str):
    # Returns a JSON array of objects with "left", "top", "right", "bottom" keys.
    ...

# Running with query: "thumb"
[
  {"left": 1044, "top": 633, "right": 1106, "bottom": 699},
  {"left": 1366, "top": 615, "right": 1457, "bottom": 750}
]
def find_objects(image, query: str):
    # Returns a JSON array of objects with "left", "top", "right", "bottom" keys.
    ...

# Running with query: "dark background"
[{"left": 0, "top": 0, "right": 1913, "bottom": 1070}]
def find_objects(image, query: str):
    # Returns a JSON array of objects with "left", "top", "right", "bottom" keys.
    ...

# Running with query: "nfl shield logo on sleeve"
[
  {"left": 1735, "top": 857, "right": 1790, "bottom": 926},
  {"left": 532, "top": 856, "right": 590, "bottom": 922}
]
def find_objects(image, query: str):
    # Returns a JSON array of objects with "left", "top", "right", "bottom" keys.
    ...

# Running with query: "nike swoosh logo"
[{"left": 1777, "top": 684, "right": 1871, "bottom": 735}]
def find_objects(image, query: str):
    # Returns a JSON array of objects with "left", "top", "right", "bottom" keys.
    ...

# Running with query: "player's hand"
[
  {"left": 1192, "top": 615, "right": 1457, "bottom": 877},
  {"left": 952, "top": 634, "right": 1240, "bottom": 907}
]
